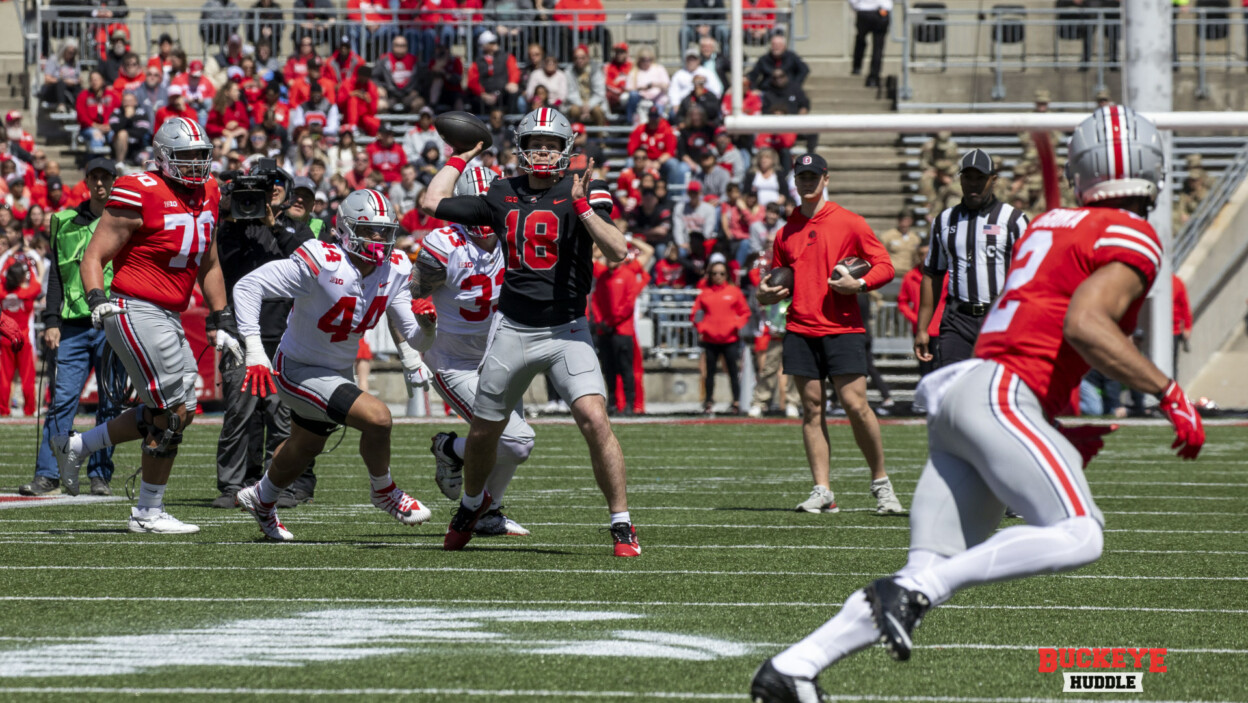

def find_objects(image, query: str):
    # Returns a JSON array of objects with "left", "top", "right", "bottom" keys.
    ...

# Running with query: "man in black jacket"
[
  {"left": 212, "top": 168, "right": 318, "bottom": 508},
  {"left": 747, "top": 31, "right": 810, "bottom": 93}
]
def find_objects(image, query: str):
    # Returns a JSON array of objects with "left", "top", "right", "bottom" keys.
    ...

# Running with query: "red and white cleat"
[
  {"left": 235, "top": 485, "right": 293, "bottom": 541},
  {"left": 444, "top": 491, "right": 492, "bottom": 551},
  {"left": 371, "top": 483, "right": 432, "bottom": 526},
  {"left": 611, "top": 522, "right": 641, "bottom": 557}
]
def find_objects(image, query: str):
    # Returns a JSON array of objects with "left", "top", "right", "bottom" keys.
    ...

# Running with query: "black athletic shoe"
[
  {"left": 275, "top": 490, "right": 298, "bottom": 509},
  {"left": 749, "top": 659, "right": 826, "bottom": 703},
  {"left": 291, "top": 487, "right": 314, "bottom": 504},
  {"left": 18, "top": 476, "right": 61, "bottom": 496},
  {"left": 211, "top": 491, "right": 239, "bottom": 509},
  {"left": 864, "top": 577, "right": 931, "bottom": 662},
  {"left": 89, "top": 477, "right": 112, "bottom": 496}
]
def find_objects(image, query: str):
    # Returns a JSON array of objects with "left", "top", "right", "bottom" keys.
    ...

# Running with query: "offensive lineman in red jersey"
[
  {"left": 57, "top": 117, "right": 239, "bottom": 534},
  {"left": 750, "top": 107, "right": 1207, "bottom": 702}
]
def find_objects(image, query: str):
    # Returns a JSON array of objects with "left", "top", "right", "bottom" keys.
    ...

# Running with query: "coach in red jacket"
[
  {"left": 593, "top": 248, "right": 649, "bottom": 415},
  {"left": 756, "top": 153, "right": 904, "bottom": 516}
]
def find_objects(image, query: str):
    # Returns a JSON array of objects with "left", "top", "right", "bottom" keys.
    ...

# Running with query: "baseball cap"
[
  {"left": 189, "top": 60, "right": 204, "bottom": 76},
  {"left": 959, "top": 148, "right": 996, "bottom": 174},
  {"left": 647, "top": 104, "right": 661, "bottom": 119},
  {"left": 1034, "top": 88, "right": 1051, "bottom": 104},
  {"left": 479, "top": 30, "right": 498, "bottom": 45},
  {"left": 570, "top": 122, "right": 585, "bottom": 135},
  {"left": 686, "top": 180, "right": 702, "bottom": 193},
  {"left": 684, "top": 47, "right": 700, "bottom": 59},
  {"left": 226, "top": 66, "right": 244, "bottom": 82},
  {"left": 111, "top": 29, "right": 127, "bottom": 41},
  {"left": 46, "top": 176, "right": 63, "bottom": 190},
  {"left": 4, "top": 111, "right": 20, "bottom": 123},
  {"left": 613, "top": 41, "right": 629, "bottom": 51},
  {"left": 292, "top": 177, "right": 317, "bottom": 194},
  {"left": 84, "top": 157, "right": 118, "bottom": 177},
  {"left": 167, "top": 84, "right": 185, "bottom": 97},
  {"left": 418, "top": 106, "right": 435, "bottom": 118},
  {"left": 793, "top": 153, "right": 828, "bottom": 177},
  {"left": 338, "top": 35, "right": 351, "bottom": 45}
]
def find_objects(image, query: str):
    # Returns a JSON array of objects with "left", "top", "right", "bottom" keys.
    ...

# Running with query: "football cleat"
[
  {"left": 127, "top": 507, "right": 200, "bottom": 534},
  {"left": 475, "top": 508, "right": 530, "bottom": 536},
  {"left": 89, "top": 477, "right": 112, "bottom": 496},
  {"left": 51, "top": 432, "right": 87, "bottom": 496},
  {"left": 18, "top": 475, "right": 61, "bottom": 496},
  {"left": 371, "top": 483, "right": 432, "bottom": 526},
  {"left": 444, "top": 491, "right": 492, "bottom": 550},
  {"left": 235, "top": 485, "right": 294, "bottom": 541},
  {"left": 749, "top": 659, "right": 826, "bottom": 703},
  {"left": 610, "top": 522, "right": 641, "bottom": 557},
  {"left": 870, "top": 478, "right": 905, "bottom": 515},
  {"left": 864, "top": 577, "right": 931, "bottom": 662},
  {"left": 796, "top": 485, "right": 838, "bottom": 514},
  {"left": 430, "top": 431, "right": 464, "bottom": 500}
]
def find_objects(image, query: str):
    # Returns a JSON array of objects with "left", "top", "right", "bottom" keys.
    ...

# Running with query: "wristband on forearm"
[
  {"left": 86, "top": 289, "right": 109, "bottom": 312},
  {"left": 574, "top": 198, "right": 594, "bottom": 221},
  {"left": 446, "top": 157, "right": 467, "bottom": 174}
]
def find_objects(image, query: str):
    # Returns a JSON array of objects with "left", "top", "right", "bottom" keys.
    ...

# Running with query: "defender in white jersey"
[
  {"left": 230, "top": 189, "right": 436, "bottom": 541},
  {"left": 403, "top": 167, "right": 534, "bottom": 537}
]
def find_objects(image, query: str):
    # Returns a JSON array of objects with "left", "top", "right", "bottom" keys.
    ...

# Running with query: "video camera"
[{"left": 219, "top": 158, "right": 292, "bottom": 220}]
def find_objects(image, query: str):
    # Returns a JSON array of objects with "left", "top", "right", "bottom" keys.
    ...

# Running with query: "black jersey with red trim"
[{"left": 433, "top": 173, "right": 613, "bottom": 326}]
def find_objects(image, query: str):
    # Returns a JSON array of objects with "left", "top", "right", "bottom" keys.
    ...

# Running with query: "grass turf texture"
[{"left": 0, "top": 420, "right": 1244, "bottom": 702}]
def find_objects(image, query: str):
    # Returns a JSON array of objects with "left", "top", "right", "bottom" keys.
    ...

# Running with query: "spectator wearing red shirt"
[
  {"left": 110, "top": 52, "right": 144, "bottom": 96},
  {"left": 366, "top": 127, "right": 408, "bottom": 183},
  {"left": 155, "top": 86, "right": 200, "bottom": 134},
  {"left": 43, "top": 178, "right": 69, "bottom": 215},
  {"left": 399, "top": 207, "right": 443, "bottom": 240},
  {"left": 338, "top": 66, "right": 381, "bottom": 137},
  {"left": 76, "top": 71, "right": 118, "bottom": 151},
  {"left": 592, "top": 243, "right": 651, "bottom": 415},
  {"left": 171, "top": 60, "right": 217, "bottom": 123},
  {"left": 743, "top": 0, "right": 777, "bottom": 45},
  {"left": 63, "top": 179, "right": 90, "bottom": 209},
  {"left": 605, "top": 43, "right": 634, "bottom": 115},
  {"left": 615, "top": 148, "right": 659, "bottom": 212},
  {"left": 206, "top": 81, "right": 252, "bottom": 143},
  {"left": 374, "top": 36, "right": 420, "bottom": 112},
  {"left": 627, "top": 106, "right": 679, "bottom": 183},
  {"left": 467, "top": 31, "right": 523, "bottom": 114},
  {"left": 288, "top": 58, "right": 337, "bottom": 110},
  {"left": 897, "top": 242, "right": 946, "bottom": 378},
  {"left": 692, "top": 259, "right": 751, "bottom": 415},
  {"left": 756, "top": 153, "right": 902, "bottom": 515},
  {"left": 252, "top": 81, "right": 292, "bottom": 131},
  {"left": 553, "top": 0, "right": 611, "bottom": 61},
  {"left": 24, "top": 151, "right": 50, "bottom": 210},
  {"left": 326, "top": 36, "right": 366, "bottom": 85},
  {"left": 1172, "top": 274, "right": 1192, "bottom": 375},
  {"left": 0, "top": 254, "right": 40, "bottom": 416},
  {"left": 344, "top": 150, "right": 376, "bottom": 191},
  {"left": 651, "top": 243, "right": 691, "bottom": 288},
  {"left": 4, "top": 113, "right": 35, "bottom": 155},
  {"left": 283, "top": 35, "right": 319, "bottom": 83}
]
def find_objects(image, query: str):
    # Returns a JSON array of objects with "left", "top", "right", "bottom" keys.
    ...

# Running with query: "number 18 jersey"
[
  {"left": 975, "top": 206, "right": 1162, "bottom": 417},
  {"left": 418, "top": 225, "right": 504, "bottom": 371}
]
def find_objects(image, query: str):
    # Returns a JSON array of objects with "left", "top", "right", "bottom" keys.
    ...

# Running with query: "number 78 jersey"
[{"left": 974, "top": 206, "right": 1162, "bottom": 417}]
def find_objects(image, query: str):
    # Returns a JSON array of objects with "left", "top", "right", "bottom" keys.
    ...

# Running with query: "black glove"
[{"left": 206, "top": 307, "right": 240, "bottom": 338}]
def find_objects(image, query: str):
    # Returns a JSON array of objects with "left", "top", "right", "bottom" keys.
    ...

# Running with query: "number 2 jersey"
[
  {"left": 975, "top": 206, "right": 1163, "bottom": 417},
  {"left": 417, "top": 225, "right": 505, "bottom": 371},
  {"left": 106, "top": 173, "right": 221, "bottom": 312},
  {"left": 433, "top": 173, "right": 614, "bottom": 326},
  {"left": 233, "top": 239, "right": 430, "bottom": 370}
]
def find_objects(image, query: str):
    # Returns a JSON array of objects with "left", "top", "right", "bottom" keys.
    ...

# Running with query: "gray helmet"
[
  {"left": 1066, "top": 106, "right": 1165, "bottom": 206},
  {"left": 453, "top": 166, "right": 498, "bottom": 239},
  {"left": 153, "top": 117, "right": 213, "bottom": 186},
  {"left": 514, "top": 107, "right": 574, "bottom": 176},
  {"left": 335, "top": 189, "right": 400, "bottom": 265}
]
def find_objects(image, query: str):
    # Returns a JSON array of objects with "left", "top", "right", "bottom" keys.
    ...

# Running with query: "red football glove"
[
  {"left": 1057, "top": 423, "right": 1118, "bottom": 468},
  {"left": 1157, "top": 380, "right": 1205, "bottom": 460},
  {"left": 0, "top": 315, "right": 23, "bottom": 352},
  {"left": 241, "top": 365, "right": 277, "bottom": 398},
  {"left": 411, "top": 297, "right": 437, "bottom": 322}
]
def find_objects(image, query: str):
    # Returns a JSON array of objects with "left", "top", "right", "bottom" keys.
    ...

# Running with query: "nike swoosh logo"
[
  {"left": 886, "top": 612, "right": 911, "bottom": 648},
  {"left": 553, "top": 198, "right": 568, "bottom": 204},
  {"left": 1172, "top": 407, "right": 1196, "bottom": 425},
  {"left": 570, "top": 328, "right": 580, "bottom": 333}
]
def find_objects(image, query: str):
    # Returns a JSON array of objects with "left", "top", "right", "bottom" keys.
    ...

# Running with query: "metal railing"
[
  {"left": 1174, "top": 141, "right": 1248, "bottom": 266},
  {"left": 895, "top": 4, "right": 1248, "bottom": 105},
  {"left": 639, "top": 287, "right": 701, "bottom": 361}
]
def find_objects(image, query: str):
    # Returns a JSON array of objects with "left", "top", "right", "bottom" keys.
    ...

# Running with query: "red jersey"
[
  {"left": 366, "top": 142, "right": 408, "bottom": 183},
  {"left": 627, "top": 121, "right": 677, "bottom": 161},
  {"left": 652, "top": 258, "right": 687, "bottom": 288},
  {"left": 0, "top": 257, "right": 41, "bottom": 333},
  {"left": 771, "top": 201, "right": 894, "bottom": 336},
  {"left": 975, "top": 207, "right": 1162, "bottom": 417},
  {"left": 591, "top": 260, "right": 648, "bottom": 336},
  {"left": 107, "top": 172, "right": 221, "bottom": 312}
]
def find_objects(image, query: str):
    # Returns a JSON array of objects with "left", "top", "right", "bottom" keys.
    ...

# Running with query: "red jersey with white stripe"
[
  {"left": 419, "top": 225, "right": 505, "bottom": 371},
  {"left": 975, "top": 206, "right": 1162, "bottom": 416},
  {"left": 107, "top": 172, "right": 220, "bottom": 313}
]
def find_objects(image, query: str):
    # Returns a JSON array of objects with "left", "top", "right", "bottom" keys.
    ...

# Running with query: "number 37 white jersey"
[
  {"left": 419, "top": 226, "right": 504, "bottom": 371},
  {"left": 234, "top": 239, "right": 432, "bottom": 370}
]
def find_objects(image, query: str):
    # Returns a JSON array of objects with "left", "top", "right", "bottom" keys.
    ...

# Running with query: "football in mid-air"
[
  {"left": 830, "top": 256, "right": 871, "bottom": 281},
  {"left": 765, "top": 265, "right": 794, "bottom": 290},
  {"left": 434, "top": 111, "right": 493, "bottom": 153}
]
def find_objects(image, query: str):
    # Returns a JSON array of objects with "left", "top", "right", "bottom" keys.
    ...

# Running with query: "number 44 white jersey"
[
  {"left": 235, "top": 239, "right": 433, "bottom": 370},
  {"left": 419, "top": 225, "right": 504, "bottom": 371}
]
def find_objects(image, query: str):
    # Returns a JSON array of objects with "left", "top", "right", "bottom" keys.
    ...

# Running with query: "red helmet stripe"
[
  {"left": 369, "top": 189, "right": 386, "bottom": 218},
  {"left": 183, "top": 118, "right": 200, "bottom": 141},
  {"left": 1106, "top": 107, "right": 1125, "bottom": 181}
]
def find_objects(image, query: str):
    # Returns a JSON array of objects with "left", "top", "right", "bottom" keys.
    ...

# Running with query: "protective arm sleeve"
[
  {"left": 234, "top": 258, "right": 315, "bottom": 338},
  {"left": 387, "top": 285, "right": 435, "bottom": 353},
  {"left": 412, "top": 246, "right": 448, "bottom": 298}
]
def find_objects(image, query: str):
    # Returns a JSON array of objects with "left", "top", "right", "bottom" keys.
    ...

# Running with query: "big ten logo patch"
[{"left": 1037, "top": 647, "right": 1167, "bottom": 693}]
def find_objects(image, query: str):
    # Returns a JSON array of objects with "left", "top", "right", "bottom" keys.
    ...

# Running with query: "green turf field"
[{"left": 0, "top": 419, "right": 1244, "bottom": 702}]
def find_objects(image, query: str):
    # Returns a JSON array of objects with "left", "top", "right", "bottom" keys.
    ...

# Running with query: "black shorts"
[{"left": 782, "top": 332, "right": 868, "bottom": 380}]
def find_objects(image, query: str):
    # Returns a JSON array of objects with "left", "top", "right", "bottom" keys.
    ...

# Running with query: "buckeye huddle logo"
[{"left": 1037, "top": 647, "right": 1167, "bottom": 693}]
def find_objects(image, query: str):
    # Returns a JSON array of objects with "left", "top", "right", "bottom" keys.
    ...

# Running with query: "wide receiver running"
[
  {"left": 419, "top": 108, "right": 639, "bottom": 556},
  {"left": 63, "top": 117, "right": 236, "bottom": 534},
  {"left": 751, "top": 107, "right": 1206, "bottom": 701},
  {"left": 230, "top": 189, "right": 435, "bottom": 541},
  {"left": 401, "top": 166, "right": 535, "bottom": 537}
]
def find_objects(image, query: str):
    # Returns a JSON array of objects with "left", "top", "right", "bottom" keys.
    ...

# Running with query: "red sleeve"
[
  {"left": 283, "top": 58, "right": 298, "bottom": 83},
  {"left": 771, "top": 229, "right": 790, "bottom": 268},
  {"left": 506, "top": 55, "right": 521, "bottom": 84},
  {"left": 16, "top": 277, "right": 41, "bottom": 301},
  {"left": 661, "top": 124, "right": 677, "bottom": 157},
  {"left": 466, "top": 64, "right": 483, "bottom": 96},
  {"left": 732, "top": 287, "right": 751, "bottom": 328},
  {"left": 610, "top": 287, "right": 633, "bottom": 328},
  {"left": 1173, "top": 275, "right": 1192, "bottom": 333},
  {"left": 106, "top": 177, "right": 145, "bottom": 213},
  {"left": 1089, "top": 220, "right": 1161, "bottom": 287},
  {"left": 205, "top": 109, "right": 225, "bottom": 139},
  {"left": 856, "top": 222, "right": 895, "bottom": 290},
  {"left": 346, "top": 0, "right": 363, "bottom": 21},
  {"left": 896, "top": 271, "right": 918, "bottom": 324},
  {"left": 75, "top": 91, "right": 93, "bottom": 129},
  {"left": 627, "top": 127, "right": 642, "bottom": 156}
]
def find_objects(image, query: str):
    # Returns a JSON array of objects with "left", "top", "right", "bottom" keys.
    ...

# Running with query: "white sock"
[
  {"left": 256, "top": 475, "right": 282, "bottom": 506},
  {"left": 486, "top": 462, "right": 519, "bottom": 509},
  {"left": 136, "top": 480, "right": 165, "bottom": 512},
  {"left": 369, "top": 471, "right": 394, "bottom": 493},
  {"left": 771, "top": 589, "right": 879, "bottom": 679},
  {"left": 610, "top": 510, "right": 631, "bottom": 526},
  {"left": 905, "top": 518, "right": 1103, "bottom": 607},
  {"left": 77, "top": 424, "right": 113, "bottom": 454},
  {"left": 461, "top": 490, "right": 484, "bottom": 511},
  {"left": 452, "top": 437, "right": 467, "bottom": 460},
  {"left": 871, "top": 477, "right": 891, "bottom": 488}
]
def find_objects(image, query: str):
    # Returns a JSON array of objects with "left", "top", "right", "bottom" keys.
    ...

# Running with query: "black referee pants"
[{"left": 937, "top": 305, "right": 986, "bottom": 368}]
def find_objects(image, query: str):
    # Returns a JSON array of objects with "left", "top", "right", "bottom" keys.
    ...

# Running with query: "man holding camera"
[{"left": 212, "top": 160, "right": 318, "bottom": 508}]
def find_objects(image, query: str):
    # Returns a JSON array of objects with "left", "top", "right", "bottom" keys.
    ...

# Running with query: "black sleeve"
[
  {"left": 434, "top": 194, "right": 494, "bottom": 228},
  {"left": 790, "top": 53, "right": 810, "bottom": 85},
  {"left": 275, "top": 218, "right": 315, "bottom": 256},
  {"left": 42, "top": 223, "right": 63, "bottom": 328}
]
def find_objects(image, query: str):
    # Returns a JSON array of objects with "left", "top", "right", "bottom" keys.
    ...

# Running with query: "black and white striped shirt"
[{"left": 924, "top": 199, "right": 1029, "bottom": 305}]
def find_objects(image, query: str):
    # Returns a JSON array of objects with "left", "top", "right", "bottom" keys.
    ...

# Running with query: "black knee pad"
[
  {"left": 291, "top": 411, "right": 338, "bottom": 437},
  {"left": 326, "top": 384, "right": 365, "bottom": 425},
  {"left": 140, "top": 407, "right": 183, "bottom": 458}
]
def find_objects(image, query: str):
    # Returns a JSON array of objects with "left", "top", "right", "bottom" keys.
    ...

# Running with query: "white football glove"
[
  {"left": 90, "top": 301, "right": 126, "bottom": 330},
  {"left": 215, "top": 329, "right": 244, "bottom": 365},
  {"left": 402, "top": 357, "right": 433, "bottom": 397}
]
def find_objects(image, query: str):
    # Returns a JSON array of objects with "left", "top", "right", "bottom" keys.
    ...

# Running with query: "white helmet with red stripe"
[
  {"left": 153, "top": 117, "right": 213, "bottom": 186},
  {"left": 336, "top": 189, "right": 401, "bottom": 265},
  {"left": 453, "top": 166, "right": 498, "bottom": 239},
  {"left": 515, "top": 107, "right": 574, "bottom": 176},
  {"left": 1067, "top": 106, "right": 1165, "bottom": 207}
]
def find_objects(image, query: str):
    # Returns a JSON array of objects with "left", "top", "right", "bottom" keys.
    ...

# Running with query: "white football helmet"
[
  {"left": 453, "top": 166, "right": 498, "bottom": 239},
  {"left": 153, "top": 117, "right": 213, "bottom": 186},
  {"left": 514, "top": 108, "right": 574, "bottom": 176},
  {"left": 336, "top": 189, "right": 400, "bottom": 265},
  {"left": 1066, "top": 106, "right": 1165, "bottom": 207}
]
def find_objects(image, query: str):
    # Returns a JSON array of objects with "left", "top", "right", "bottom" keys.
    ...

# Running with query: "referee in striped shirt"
[{"left": 915, "top": 149, "right": 1029, "bottom": 367}]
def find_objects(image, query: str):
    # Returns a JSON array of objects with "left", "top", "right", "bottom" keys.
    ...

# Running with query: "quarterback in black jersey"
[{"left": 419, "top": 107, "right": 640, "bottom": 557}]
